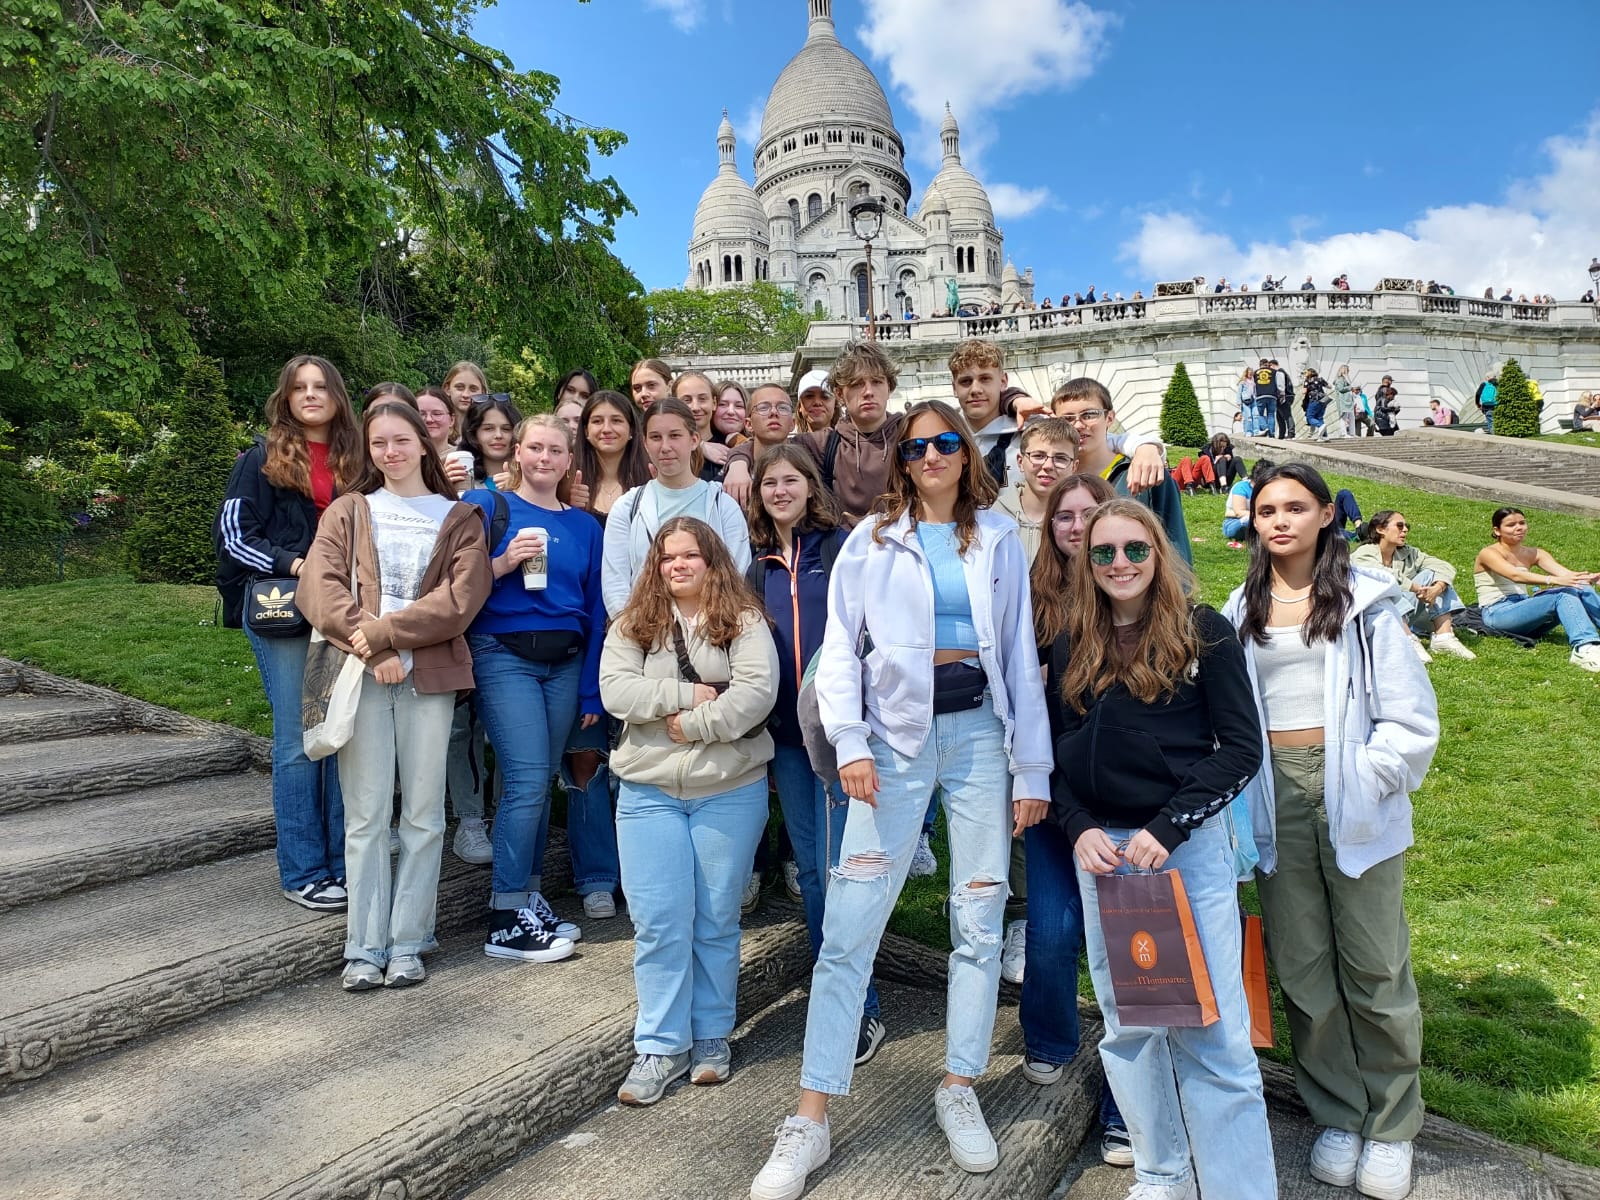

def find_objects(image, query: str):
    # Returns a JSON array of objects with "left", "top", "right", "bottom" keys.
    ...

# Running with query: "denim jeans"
[
  {"left": 445, "top": 699, "right": 487, "bottom": 821},
  {"left": 617, "top": 776, "right": 769, "bottom": 1053},
  {"left": 338, "top": 674, "right": 454, "bottom": 967},
  {"left": 770, "top": 741, "right": 880, "bottom": 1020},
  {"left": 1481, "top": 586, "right": 1600, "bottom": 649},
  {"left": 800, "top": 702, "right": 1012, "bottom": 1094},
  {"left": 556, "top": 711, "right": 621, "bottom": 897},
  {"left": 1255, "top": 398, "right": 1275, "bottom": 436},
  {"left": 1483, "top": 406, "right": 1495, "bottom": 434},
  {"left": 1019, "top": 820, "right": 1083, "bottom": 1066},
  {"left": 1395, "top": 575, "right": 1465, "bottom": 635},
  {"left": 468, "top": 635, "right": 584, "bottom": 908},
  {"left": 1079, "top": 817, "right": 1275, "bottom": 1195},
  {"left": 244, "top": 625, "right": 344, "bottom": 890}
]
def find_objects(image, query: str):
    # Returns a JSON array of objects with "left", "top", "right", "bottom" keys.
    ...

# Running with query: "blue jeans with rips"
[
  {"left": 617, "top": 776, "right": 769, "bottom": 1053},
  {"left": 800, "top": 702, "right": 1012, "bottom": 1094},
  {"left": 468, "top": 635, "right": 582, "bottom": 909},
  {"left": 769, "top": 741, "right": 880, "bottom": 1020},
  {"left": 245, "top": 625, "right": 344, "bottom": 890},
  {"left": 1481, "top": 585, "right": 1600, "bottom": 649}
]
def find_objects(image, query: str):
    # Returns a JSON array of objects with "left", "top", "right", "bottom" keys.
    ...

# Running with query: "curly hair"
[
  {"left": 1030, "top": 473, "right": 1114, "bottom": 646},
  {"left": 947, "top": 338, "right": 1004, "bottom": 376},
  {"left": 872, "top": 400, "right": 996, "bottom": 553},
  {"left": 747, "top": 443, "right": 841, "bottom": 551},
  {"left": 1059, "top": 499, "right": 1201, "bottom": 713},
  {"left": 262, "top": 355, "right": 363, "bottom": 497},
  {"left": 827, "top": 340, "right": 899, "bottom": 394},
  {"left": 617, "top": 517, "right": 765, "bottom": 652}
]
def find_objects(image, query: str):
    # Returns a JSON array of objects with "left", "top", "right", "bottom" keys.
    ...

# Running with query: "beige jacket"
[
  {"left": 994, "top": 484, "right": 1044, "bottom": 563},
  {"left": 600, "top": 610, "right": 778, "bottom": 799}
]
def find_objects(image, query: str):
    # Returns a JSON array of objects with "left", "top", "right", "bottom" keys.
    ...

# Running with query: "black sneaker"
[
  {"left": 484, "top": 907, "right": 576, "bottom": 963},
  {"left": 284, "top": 878, "right": 347, "bottom": 912},
  {"left": 854, "top": 1014, "right": 886, "bottom": 1065}
]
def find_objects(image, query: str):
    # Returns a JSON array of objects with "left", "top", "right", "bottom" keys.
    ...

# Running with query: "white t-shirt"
[{"left": 366, "top": 488, "right": 455, "bottom": 676}]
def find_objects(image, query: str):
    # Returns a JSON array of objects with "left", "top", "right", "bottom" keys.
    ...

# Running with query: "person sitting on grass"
[
  {"left": 1199, "top": 433, "right": 1243, "bottom": 490},
  {"left": 1472, "top": 507, "right": 1600, "bottom": 673},
  {"left": 1222, "top": 459, "right": 1273, "bottom": 548},
  {"left": 1352, "top": 511, "right": 1477, "bottom": 662}
]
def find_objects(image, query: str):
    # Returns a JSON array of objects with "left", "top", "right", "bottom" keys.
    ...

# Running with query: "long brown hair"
[
  {"left": 262, "top": 355, "right": 363, "bottom": 496},
  {"left": 617, "top": 517, "right": 765, "bottom": 652},
  {"left": 503, "top": 414, "right": 575, "bottom": 506},
  {"left": 1060, "top": 499, "right": 1200, "bottom": 713},
  {"left": 872, "top": 399, "right": 996, "bottom": 553},
  {"left": 1030, "top": 473, "right": 1115, "bottom": 646},
  {"left": 1237, "top": 463, "right": 1351, "bottom": 646},
  {"left": 747, "top": 443, "right": 841, "bottom": 550},
  {"left": 351, "top": 402, "right": 458, "bottom": 499},
  {"left": 575, "top": 390, "right": 650, "bottom": 506}
]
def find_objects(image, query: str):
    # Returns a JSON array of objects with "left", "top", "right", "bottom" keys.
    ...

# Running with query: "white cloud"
[
  {"left": 858, "top": 0, "right": 1114, "bottom": 220},
  {"left": 1119, "top": 113, "right": 1600, "bottom": 298},
  {"left": 988, "top": 183, "right": 1051, "bottom": 220},
  {"left": 735, "top": 98, "right": 765, "bottom": 148},
  {"left": 645, "top": 0, "right": 704, "bottom": 32}
]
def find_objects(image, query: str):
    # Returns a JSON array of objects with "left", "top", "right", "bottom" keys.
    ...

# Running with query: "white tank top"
[
  {"left": 1256, "top": 624, "right": 1326, "bottom": 731},
  {"left": 1473, "top": 566, "right": 1527, "bottom": 608}
]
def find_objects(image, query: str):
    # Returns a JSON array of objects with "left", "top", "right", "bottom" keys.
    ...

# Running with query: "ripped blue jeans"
[{"left": 798, "top": 701, "right": 1012, "bottom": 1094}]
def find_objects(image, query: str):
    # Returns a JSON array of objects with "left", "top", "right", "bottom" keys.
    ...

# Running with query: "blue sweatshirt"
[
  {"left": 751, "top": 526, "right": 842, "bottom": 746},
  {"left": 464, "top": 490, "right": 607, "bottom": 717}
]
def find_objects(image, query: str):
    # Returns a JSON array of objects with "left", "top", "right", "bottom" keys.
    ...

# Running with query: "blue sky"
[{"left": 476, "top": 0, "right": 1600, "bottom": 301}]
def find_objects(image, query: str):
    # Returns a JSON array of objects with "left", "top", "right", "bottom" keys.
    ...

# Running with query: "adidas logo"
[{"left": 255, "top": 585, "right": 297, "bottom": 614}]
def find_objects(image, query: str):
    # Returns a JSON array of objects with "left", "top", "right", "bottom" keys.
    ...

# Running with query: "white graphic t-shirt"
[{"left": 365, "top": 488, "right": 455, "bottom": 677}]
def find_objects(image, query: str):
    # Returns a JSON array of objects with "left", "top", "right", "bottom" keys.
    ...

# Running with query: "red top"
[{"left": 308, "top": 441, "right": 334, "bottom": 512}]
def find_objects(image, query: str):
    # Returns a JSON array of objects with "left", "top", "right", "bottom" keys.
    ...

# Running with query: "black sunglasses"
[
  {"left": 897, "top": 431, "right": 964, "bottom": 462},
  {"left": 1087, "top": 540, "right": 1153, "bottom": 566},
  {"left": 469, "top": 392, "right": 512, "bottom": 406}
]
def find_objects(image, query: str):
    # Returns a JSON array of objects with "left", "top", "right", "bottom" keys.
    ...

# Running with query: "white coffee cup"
[{"left": 445, "top": 449, "right": 475, "bottom": 486}]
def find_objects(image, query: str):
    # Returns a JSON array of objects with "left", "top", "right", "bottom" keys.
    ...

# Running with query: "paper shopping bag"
[
  {"left": 1241, "top": 911, "right": 1274, "bottom": 1048},
  {"left": 1095, "top": 869, "right": 1220, "bottom": 1027}
]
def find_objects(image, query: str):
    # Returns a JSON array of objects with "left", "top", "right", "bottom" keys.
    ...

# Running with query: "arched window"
[
  {"left": 789, "top": 198, "right": 800, "bottom": 229},
  {"left": 734, "top": 255, "right": 743, "bottom": 282},
  {"left": 807, "top": 193, "right": 822, "bottom": 222},
  {"left": 855, "top": 267, "right": 869, "bottom": 317},
  {"left": 722, "top": 254, "right": 732, "bottom": 283}
]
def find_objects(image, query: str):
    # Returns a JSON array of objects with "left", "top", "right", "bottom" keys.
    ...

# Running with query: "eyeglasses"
[
  {"left": 1050, "top": 511, "right": 1089, "bottom": 527},
  {"left": 1056, "top": 409, "right": 1105, "bottom": 426},
  {"left": 1023, "top": 451, "right": 1076, "bottom": 469},
  {"left": 1087, "top": 541, "right": 1153, "bottom": 566},
  {"left": 897, "top": 431, "right": 965, "bottom": 462},
  {"left": 469, "top": 392, "right": 512, "bottom": 406},
  {"left": 753, "top": 402, "right": 794, "bottom": 417}
]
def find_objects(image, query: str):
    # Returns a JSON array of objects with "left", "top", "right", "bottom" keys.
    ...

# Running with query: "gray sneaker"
[
  {"left": 617, "top": 1051, "right": 691, "bottom": 1106},
  {"left": 384, "top": 954, "right": 426, "bottom": 988},
  {"left": 341, "top": 960, "right": 383, "bottom": 992},
  {"left": 453, "top": 817, "right": 493, "bottom": 864},
  {"left": 690, "top": 1038, "right": 731, "bottom": 1085}
]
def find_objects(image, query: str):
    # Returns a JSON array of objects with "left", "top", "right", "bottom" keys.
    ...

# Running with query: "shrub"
[
  {"left": 1493, "top": 358, "right": 1538, "bottom": 439},
  {"left": 1159, "top": 361, "right": 1208, "bottom": 448},
  {"left": 126, "top": 359, "right": 241, "bottom": 584}
]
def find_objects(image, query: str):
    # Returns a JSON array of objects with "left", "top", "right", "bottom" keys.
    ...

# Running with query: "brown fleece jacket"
[{"left": 728, "top": 413, "right": 903, "bottom": 526}]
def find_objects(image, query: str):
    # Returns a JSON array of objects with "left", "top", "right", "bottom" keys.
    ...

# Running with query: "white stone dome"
[
  {"left": 692, "top": 111, "right": 767, "bottom": 243},
  {"left": 916, "top": 180, "right": 948, "bottom": 219},
  {"left": 927, "top": 104, "right": 993, "bottom": 227},
  {"left": 758, "top": 4, "right": 895, "bottom": 145}
]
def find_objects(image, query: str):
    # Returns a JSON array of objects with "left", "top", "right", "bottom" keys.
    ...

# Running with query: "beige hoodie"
[{"left": 600, "top": 609, "right": 778, "bottom": 799}]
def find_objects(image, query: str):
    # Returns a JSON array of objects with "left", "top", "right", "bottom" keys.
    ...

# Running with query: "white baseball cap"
[{"left": 797, "top": 368, "right": 831, "bottom": 396}]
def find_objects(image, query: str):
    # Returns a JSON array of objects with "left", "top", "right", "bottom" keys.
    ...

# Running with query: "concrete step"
[
  {"left": 0, "top": 730, "right": 253, "bottom": 815},
  {"left": 0, "top": 913, "right": 811, "bottom": 1200},
  {"left": 0, "top": 693, "right": 125, "bottom": 745},
  {"left": 0, "top": 770, "right": 275, "bottom": 910},
  {"left": 0, "top": 834, "right": 568, "bottom": 1086}
]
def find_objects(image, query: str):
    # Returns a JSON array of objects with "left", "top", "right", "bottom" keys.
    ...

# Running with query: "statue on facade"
[{"left": 946, "top": 276, "right": 959, "bottom": 315}]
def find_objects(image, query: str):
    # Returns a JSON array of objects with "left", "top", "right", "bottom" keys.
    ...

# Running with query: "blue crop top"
[{"left": 916, "top": 522, "right": 978, "bottom": 652}]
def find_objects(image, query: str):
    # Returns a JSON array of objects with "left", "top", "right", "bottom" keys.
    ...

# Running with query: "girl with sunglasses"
[
  {"left": 1049, "top": 498, "right": 1274, "bottom": 1199},
  {"left": 752, "top": 401, "right": 1050, "bottom": 1199},
  {"left": 1222, "top": 463, "right": 1438, "bottom": 1200}
]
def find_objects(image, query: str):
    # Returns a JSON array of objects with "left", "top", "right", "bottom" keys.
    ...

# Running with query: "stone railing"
[{"left": 809, "top": 291, "right": 1595, "bottom": 347}]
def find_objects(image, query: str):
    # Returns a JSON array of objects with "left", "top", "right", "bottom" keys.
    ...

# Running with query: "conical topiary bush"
[
  {"left": 1493, "top": 358, "right": 1538, "bottom": 438},
  {"left": 1159, "top": 361, "right": 1208, "bottom": 449}
]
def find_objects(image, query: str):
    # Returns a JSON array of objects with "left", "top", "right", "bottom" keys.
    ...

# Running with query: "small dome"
[
  {"left": 940, "top": 103, "right": 959, "bottom": 137},
  {"left": 1002, "top": 259, "right": 1019, "bottom": 282},
  {"left": 916, "top": 181, "right": 947, "bottom": 218},
  {"left": 759, "top": 7, "right": 895, "bottom": 145},
  {"left": 692, "top": 114, "right": 767, "bottom": 244},
  {"left": 929, "top": 107, "right": 994, "bottom": 227}
]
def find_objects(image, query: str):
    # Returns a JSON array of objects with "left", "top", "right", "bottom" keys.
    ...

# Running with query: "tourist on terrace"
[
  {"left": 1475, "top": 369, "right": 1500, "bottom": 435},
  {"left": 1331, "top": 366, "right": 1355, "bottom": 437},
  {"left": 1239, "top": 368, "right": 1259, "bottom": 436},
  {"left": 1223, "top": 463, "right": 1439, "bottom": 1200},
  {"left": 1373, "top": 377, "right": 1401, "bottom": 436},
  {"left": 750, "top": 402, "right": 1049, "bottom": 1199},
  {"left": 1473, "top": 507, "right": 1600, "bottom": 672},
  {"left": 1571, "top": 393, "right": 1600, "bottom": 432},
  {"left": 1352, "top": 511, "right": 1477, "bottom": 662},
  {"left": 1425, "top": 398, "right": 1458, "bottom": 427}
]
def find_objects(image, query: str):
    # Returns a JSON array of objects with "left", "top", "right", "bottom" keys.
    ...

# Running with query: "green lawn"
[
  {"left": 1534, "top": 429, "right": 1600, "bottom": 449},
  {"left": 1, "top": 468, "right": 1598, "bottom": 1163}
]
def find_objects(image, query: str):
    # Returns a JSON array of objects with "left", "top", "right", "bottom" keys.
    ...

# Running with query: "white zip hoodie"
[
  {"left": 1221, "top": 566, "right": 1440, "bottom": 880},
  {"left": 600, "top": 480, "right": 750, "bottom": 619},
  {"left": 817, "top": 508, "right": 1051, "bottom": 802}
]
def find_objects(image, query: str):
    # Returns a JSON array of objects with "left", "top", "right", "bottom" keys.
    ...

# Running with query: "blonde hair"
[
  {"left": 504, "top": 413, "right": 574, "bottom": 505},
  {"left": 947, "top": 338, "right": 1003, "bottom": 376}
]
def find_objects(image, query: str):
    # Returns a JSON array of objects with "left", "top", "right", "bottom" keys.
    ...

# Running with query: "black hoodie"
[{"left": 213, "top": 440, "right": 325, "bottom": 627}]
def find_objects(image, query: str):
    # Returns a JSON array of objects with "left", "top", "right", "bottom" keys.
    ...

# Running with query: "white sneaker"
[
  {"left": 1410, "top": 636, "right": 1433, "bottom": 664},
  {"left": 529, "top": 891, "right": 581, "bottom": 941},
  {"left": 1000, "top": 919, "right": 1026, "bottom": 985},
  {"left": 1571, "top": 644, "right": 1600, "bottom": 673},
  {"left": 1430, "top": 631, "right": 1476, "bottom": 660},
  {"left": 934, "top": 1084, "right": 998, "bottom": 1173},
  {"left": 751, "top": 1115, "right": 830, "bottom": 1200},
  {"left": 1310, "top": 1126, "right": 1364, "bottom": 1188},
  {"left": 583, "top": 891, "right": 617, "bottom": 919},
  {"left": 1356, "top": 1138, "right": 1414, "bottom": 1200},
  {"left": 781, "top": 859, "right": 802, "bottom": 900},
  {"left": 908, "top": 832, "right": 938, "bottom": 878},
  {"left": 1021, "top": 1058, "right": 1062, "bottom": 1085},
  {"left": 742, "top": 871, "right": 763, "bottom": 915},
  {"left": 453, "top": 817, "right": 493, "bottom": 864},
  {"left": 1125, "top": 1179, "right": 1198, "bottom": 1200}
]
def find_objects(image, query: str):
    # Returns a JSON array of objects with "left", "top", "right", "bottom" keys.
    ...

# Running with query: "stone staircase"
[
  {"left": 1335, "top": 431, "right": 1600, "bottom": 498},
  {"left": 1, "top": 659, "right": 1594, "bottom": 1200}
]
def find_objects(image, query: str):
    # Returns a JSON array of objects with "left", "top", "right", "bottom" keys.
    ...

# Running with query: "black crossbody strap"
[{"left": 670, "top": 620, "right": 705, "bottom": 687}]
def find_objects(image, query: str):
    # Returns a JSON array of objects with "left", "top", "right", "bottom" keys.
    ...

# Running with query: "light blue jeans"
[
  {"left": 337, "top": 674, "right": 454, "bottom": 968},
  {"left": 1079, "top": 817, "right": 1276, "bottom": 1196},
  {"left": 1395, "top": 572, "right": 1465, "bottom": 635},
  {"left": 800, "top": 702, "right": 1012, "bottom": 1094},
  {"left": 1481, "top": 585, "right": 1600, "bottom": 649},
  {"left": 617, "top": 776, "right": 769, "bottom": 1054}
]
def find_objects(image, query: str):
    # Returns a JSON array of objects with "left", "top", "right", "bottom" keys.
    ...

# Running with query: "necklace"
[{"left": 1271, "top": 592, "right": 1310, "bottom": 603}]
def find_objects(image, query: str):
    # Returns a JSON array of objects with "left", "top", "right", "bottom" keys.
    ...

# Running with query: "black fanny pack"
[
  {"left": 495, "top": 629, "right": 583, "bottom": 664},
  {"left": 244, "top": 575, "right": 309, "bottom": 638},
  {"left": 932, "top": 659, "right": 987, "bottom": 715}
]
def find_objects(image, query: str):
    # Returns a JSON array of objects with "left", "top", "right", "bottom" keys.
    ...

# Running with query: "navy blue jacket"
[{"left": 748, "top": 526, "right": 844, "bottom": 745}]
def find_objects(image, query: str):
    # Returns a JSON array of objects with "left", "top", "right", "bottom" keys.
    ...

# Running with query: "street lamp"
[
  {"left": 1588, "top": 257, "right": 1600, "bottom": 303},
  {"left": 849, "top": 194, "right": 887, "bottom": 340}
]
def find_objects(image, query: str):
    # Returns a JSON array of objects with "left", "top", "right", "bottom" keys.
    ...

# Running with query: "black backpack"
[{"left": 745, "top": 527, "right": 844, "bottom": 594}]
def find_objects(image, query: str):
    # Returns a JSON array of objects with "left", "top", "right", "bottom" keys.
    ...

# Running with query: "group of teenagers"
[{"left": 213, "top": 334, "right": 1592, "bottom": 1200}]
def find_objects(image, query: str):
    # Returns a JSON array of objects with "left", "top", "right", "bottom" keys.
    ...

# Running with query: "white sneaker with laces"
[
  {"left": 1430, "top": 631, "right": 1476, "bottom": 660},
  {"left": 1124, "top": 1178, "right": 1198, "bottom": 1199},
  {"left": 742, "top": 871, "right": 763, "bottom": 914},
  {"left": 1000, "top": 919, "right": 1026, "bottom": 984},
  {"left": 1357, "top": 1139, "right": 1413, "bottom": 1200},
  {"left": 1310, "top": 1126, "right": 1364, "bottom": 1187},
  {"left": 453, "top": 817, "right": 493, "bottom": 864},
  {"left": 750, "top": 1115, "right": 830, "bottom": 1200},
  {"left": 934, "top": 1084, "right": 998, "bottom": 1173},
  {"left": 1571, "top": 644, "right": 1600, "bottom": 673},
  {"left": 908, "top": 832, "right": 938, "bottom": 878},
  {"left": 529, "top": 891, "right": 581, "bottom": 941},
  {"left": 583, "top": 891, "right": 617, "bottom": 919},
  {"left": 1410, "top": 636, "right": 1432, "bottom": 663},
  {"left": 781, "top": 859, "right": 802, "bottom": 900}
]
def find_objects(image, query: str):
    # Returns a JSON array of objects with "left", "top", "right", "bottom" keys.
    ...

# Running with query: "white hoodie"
[
  {"left": 1221, "top": 566, "right": 1440, "bottom": 879},
  {"left": 816, "top": 508, "right": 1051, "bottom": 802}
]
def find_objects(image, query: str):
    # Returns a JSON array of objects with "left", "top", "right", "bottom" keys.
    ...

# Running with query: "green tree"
[
  {"left": 125, "top": 358, "right": 240, "bottom": 584},
  {"left": 644, "top": 283, "right": 812, "bottom": 356},
  {"left": 1159, "top": 361, "right": 1208, "bottom": 449},
  {"left": 1492, "top": 358, "right": 1538, "bottom": 438}
]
